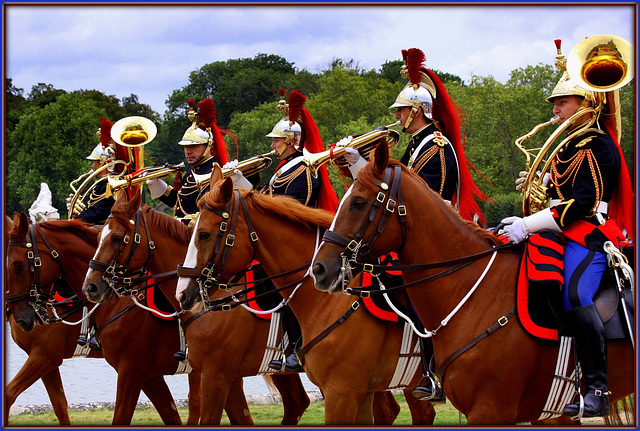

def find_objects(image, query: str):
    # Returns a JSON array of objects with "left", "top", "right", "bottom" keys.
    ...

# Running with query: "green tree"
[
  {"left": 5, "top": 78, "right": 29, "bottom": 132},
  {"left": 7, "top": 93, "right": 107, "bottom": 214},
  {"left": 28, "top": 83, "right": 67, "bottom": 108}
]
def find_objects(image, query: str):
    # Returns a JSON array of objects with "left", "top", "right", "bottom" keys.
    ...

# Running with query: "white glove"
[
  {"left": 230, "top": 170, "right": 252, "bottom": 190},
  {"left": 336, "top": 136, "right": 360, "bottom": 165},
  {"left": 515, "top": 171, "right": 550, "bottom": 191},
  {"left": 146, "top": 177, "right": 169, "bottom": 199},
  {"left": 223, "top": 159, "right": 239, "bottom": 170},
  {"left": 65, "top": 194, "right": 72, "bottom": 212},
  {"left": 501, "top": 216, "right": 530, "bottom": 244}
]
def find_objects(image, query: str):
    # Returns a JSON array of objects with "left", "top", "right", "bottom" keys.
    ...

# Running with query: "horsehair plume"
[
  {"left": 100, "top": 117, "right": 113, "bottom": 148},
  {"left": 279, "top": 88, "right": 286, "bottom": 97},
  {"left": 401, "top": 49, "right": 408, "bottom": 63},
  {"left": 426, "top": 68, "right": 492, "bottom": 226},
  {"left": 187, "top": 99, "right": 194, "bottom": 108},
  {"left": 406, "top": 48, "right": 425, "bottom": 87},
  {"left": 288, "top": 90, "right": 306, "bottom": 123},
  {"left": 197, "top": 98, "right": 217, "bottom": 129}
]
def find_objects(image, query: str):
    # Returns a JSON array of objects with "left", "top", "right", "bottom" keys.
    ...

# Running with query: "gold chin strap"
[
  {"left": 404, "top": 105, "right": 420, "bottom": 130},
  {"left": 276, "top": 143, "right": 288, "bottom": 157}
]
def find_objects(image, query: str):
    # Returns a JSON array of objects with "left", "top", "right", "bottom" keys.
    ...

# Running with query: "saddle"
[
  {"left": 360, "top": 267, "right": 419, "bottom": 324},
  {"left": 141, "top": 277, "right": 176, "bottom": 321},
  {"left": 516, "top": 232, "right": 634, "bottom": 341},
  {"left": 245, "top": 263, "right": 277, "bottom": 320}
]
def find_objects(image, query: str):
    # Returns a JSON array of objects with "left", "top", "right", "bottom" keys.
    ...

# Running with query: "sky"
[{"left": 3, "top": 2, "right": 637, "bottom": 118}]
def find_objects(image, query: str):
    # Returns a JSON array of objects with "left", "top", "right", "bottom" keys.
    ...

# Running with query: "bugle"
[
  {"left": 106, "top": 163, "right": 185, "bottom": 197},
  {"left": 303, "top": 121, "right": 401, "bottom": 177},
  {"left": 193, "top": 150, "right": 276, "bottom": 187}
]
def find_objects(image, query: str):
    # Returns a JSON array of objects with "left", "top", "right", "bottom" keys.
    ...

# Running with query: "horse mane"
[
  {"left": 110, "top": 199, "right": 193, "bottom": 246},
  {"left": 140, "top": 205, "right": 193, "bottom": 246},
  {"left": 201, "top": 186, "right": 335, "bottom": 230},
  {"left": 37, "top": 219, "right": 100, "bottom": 247},
  {"left": 357, "top": 159, "right": 501, "bottom": 246}
]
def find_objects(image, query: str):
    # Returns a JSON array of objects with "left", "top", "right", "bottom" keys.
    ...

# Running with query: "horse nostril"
[
  {"left": 313, "top": 262, "right": 325, "bottom": 279},
  {"left": 85, "top": 283, "right": 98, "bottom": 296}
]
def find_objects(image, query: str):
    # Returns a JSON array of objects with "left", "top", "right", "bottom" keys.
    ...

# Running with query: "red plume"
[
  {"left": 426, "top": 68, "right": 492, "bottom": 226},
  {"left": 195, "top": 98, "right": 229, "bottom": 166},
  {"left": 279, "top": 88, "right": 286, "bottom": 97},
  {"left": 401, "top": 49, "right": 408, "bottom": 63},
  {"left": 288, "top": 90, "right": 306, "bottom": 123},
  {"left": 187, "top": 99, "right": 194, "bottom": 108},
  {"left": 100, "top": 117, "right": 112, "bottom": 148},
  {"left": 406, "top": 48, "right": 425, "bottom": 86}
]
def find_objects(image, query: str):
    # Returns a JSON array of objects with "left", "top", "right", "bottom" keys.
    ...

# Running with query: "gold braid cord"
[
  {"left": 550, "top": 148, "right": 604, "bottom": 215},
  {"left": 411, "top": 145, "right": 447, "bottom": 196},
  {"left": 175, "top": 175, "right": 207, "bottom": 217},
  {"left": 269, "top": 165, "right": 313, "bottom": 207}
]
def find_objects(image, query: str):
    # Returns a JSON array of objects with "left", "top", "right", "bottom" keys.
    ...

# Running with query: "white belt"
[{"left": 550, "top": 199, "right": 608, "bottom": 214}]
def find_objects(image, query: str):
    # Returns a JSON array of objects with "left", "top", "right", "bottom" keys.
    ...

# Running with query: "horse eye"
[
  {"left": 112, "top": 236, "right": 124, "bottom": 244},
  {"left": 351, "top": 197, "right": 368, "bottom": 210},
  {"left": 12, "top": 261, "right": 25, "bottom": 273},
  {"left": 198, "top": 232, "right": 211, "bottom": 241}
]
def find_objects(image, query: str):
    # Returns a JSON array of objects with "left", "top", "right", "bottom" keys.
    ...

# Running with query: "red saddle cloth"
[
  {"left": 145, "top": 277, "right": 175, "bottom": 321},
  {"left": 516, "top": 232, "right": 565, "bottom": 341}
]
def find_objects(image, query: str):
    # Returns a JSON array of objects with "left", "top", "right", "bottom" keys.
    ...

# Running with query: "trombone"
[
  {"left": 106, "top": 163, "right": 185, "bottom": 197},
  {"left": 303, "top": 121, "right": 401, "bottom": 177}
]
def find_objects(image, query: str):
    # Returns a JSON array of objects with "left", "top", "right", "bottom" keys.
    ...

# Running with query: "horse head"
[
  {"left": 6, "top": 212, "right": 54, "bottom": 331},
  {"left": 82, "top": 188, "right": 144, "bottom": 303},
  {"left": 312, "top": 141, "right": 408, "bottom": 294},
  {"left": 176, "top": 163, "right": 256, "bottom": 311}
]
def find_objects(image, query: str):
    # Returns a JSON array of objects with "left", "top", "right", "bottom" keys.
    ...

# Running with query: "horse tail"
[
  {"left": 605, "top": 395, "right": 635, "bottom": 426},
  {"left": 262, "top": 374, "right": 279, "bottom": 397}
]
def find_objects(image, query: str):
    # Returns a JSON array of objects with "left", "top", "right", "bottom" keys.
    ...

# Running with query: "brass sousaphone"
[
  {"left": 515, "top": 35, "right": 633, "bottom": 216},
  {"left": 67, "top": 116, "right": 158, "bottom": 219}
]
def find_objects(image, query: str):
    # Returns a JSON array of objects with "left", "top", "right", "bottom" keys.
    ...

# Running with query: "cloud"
[{"left": 5, "top": 3, "right": 635, "bottom": 116}]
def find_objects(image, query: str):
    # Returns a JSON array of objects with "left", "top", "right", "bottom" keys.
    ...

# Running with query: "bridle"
[
  {"left": 176, "top": 189, "right": 311, "bottom": 312},
  {"left": 321, "top": 164, "right": 407, "bottom": 293},
  {"left": 7, "top": 223, "right": 85, "bottom": 324},
  {"left": 87, "top": 209, "right": 157, "bottom": 297}
]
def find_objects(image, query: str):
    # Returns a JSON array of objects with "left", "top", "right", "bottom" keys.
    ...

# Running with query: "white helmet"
[
  {"left": 86, "top": 143, "right": 115, "bottom": 164},
  {"left": 266, "top": 118, "right": 302, "bottom": 150},
  {"left": 389, "top": 84, "right": 435, "bottom": 119},
  {"left": 178, "top": 122, "right": 212, "bottom": 146}
]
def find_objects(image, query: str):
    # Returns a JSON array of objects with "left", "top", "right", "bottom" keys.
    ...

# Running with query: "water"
[{"left": 5, "top": 323, "right": 319, "bottom": 407}]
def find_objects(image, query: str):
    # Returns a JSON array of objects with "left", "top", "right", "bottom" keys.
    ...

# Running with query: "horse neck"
[
  {"left": 250, "top": 208, "right": 354, "bottom": 324},
  {"left": 38, "top": 225, "right": 96, "bottom": 298}
]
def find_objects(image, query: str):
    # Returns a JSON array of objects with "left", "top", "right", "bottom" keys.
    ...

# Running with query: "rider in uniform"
[
  {"left": 502, "top": 39, "right": 634, "bottom": 418},
  {"left": 147, "top": 99, "right": 230, "bottom": 225},
  {"left": 231, "top": 88, "right": 339, "bottom": 372},
  {"left": 339, "top": 48, "right": 491, "bottom": 402},
  {"left": 71, "top": 117, "right": 117, "bottom": 225}
]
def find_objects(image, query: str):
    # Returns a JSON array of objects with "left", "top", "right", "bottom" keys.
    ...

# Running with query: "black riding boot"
[
  {"left": 412, "top": 337, "right": 445, "bottom": 403},
  {"left": 562, "top": 304, "right": 610, "bottom": 418},
  {"left": 269, "top": 305, "right": 304, "bottom": 373}
]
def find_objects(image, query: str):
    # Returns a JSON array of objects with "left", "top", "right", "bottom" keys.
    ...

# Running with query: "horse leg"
[
  {"left": 186, "top": 371, "right": 201, "bottom": 425},
  {"left": 402, "top": 388, "right": 436, "bottom": 425},
  {"left": 372, "top": 391, "right": 400, "bottom": 424},
  {"left": 111, "top": 373, "right": 144, "bottom": 425},
  {"left": 354, "top": 391, "right": 375, "bottom": 424},
  {"left": 323, "top": 390, "right": 364, "bottom": 425},
  {"left": 223, "top": 377, "right": 253, "bottom": 425},
  {"left": 270, "top": 374, "right": 310, "bottom": 425},
  {"left": 5, "top": 357, "right": 68, "bottom": 425},
  {"left": 40, "top": 369, "right": 71, "bottom": 425},
  {"left": 198, "top": 371, "right": 230, "bottom": 425},
  {"left": 140, "top": 376, "right": 181, "bottom": 425}
]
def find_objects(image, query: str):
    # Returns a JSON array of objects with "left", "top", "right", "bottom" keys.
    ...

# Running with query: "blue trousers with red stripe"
[{"left": 562, "top": 239, "right": 608, "bottom": 312}]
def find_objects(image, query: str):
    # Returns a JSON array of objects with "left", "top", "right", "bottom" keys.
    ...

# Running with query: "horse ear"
[
  {"left": 372, "top": 140, "right": 389, "bottom": 175},
  {"left": 210, "top": 163, "right": 223, "bottom": 187},
  {"left": 18, "top": 212, "right": 29, "bottom": 239},
  {"left": 219, "top": 177, "right": 234, "bottom": 205}
]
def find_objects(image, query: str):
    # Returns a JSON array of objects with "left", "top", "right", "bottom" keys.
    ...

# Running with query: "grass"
[{"left": 6, "top": 396, "right": 466, "bottom": 426}]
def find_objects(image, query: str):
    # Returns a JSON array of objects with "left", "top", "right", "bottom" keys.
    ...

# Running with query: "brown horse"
[
  {"left": 174, "top": 165, "right": 438, "bottom": 425},
  {"left": 5, "top": 212, "right": 199, "bottom": 425},
  {"left": 311, "top": 141, "right": 635, "bottom": 424},
  {"left": 5, "top": 214, "right": 103, "bottom": 425},
  {"left": 81, "top": 190, "right": 314, "bottom": 425}
]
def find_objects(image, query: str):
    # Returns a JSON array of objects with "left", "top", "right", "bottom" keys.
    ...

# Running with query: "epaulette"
[{"left": 572, "top": 128, "right": 605, "bottom": 148}]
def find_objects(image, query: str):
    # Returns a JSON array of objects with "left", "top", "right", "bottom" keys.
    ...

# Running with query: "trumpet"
[
  {"left": 303, "top": 121, "right": 401, "bottom": 177},
  {"left": 193, "top": 150, "right": 276, "bottom": 187},
  {"left": 106, "top": 163, "right": 185, "bottom": 197}
]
